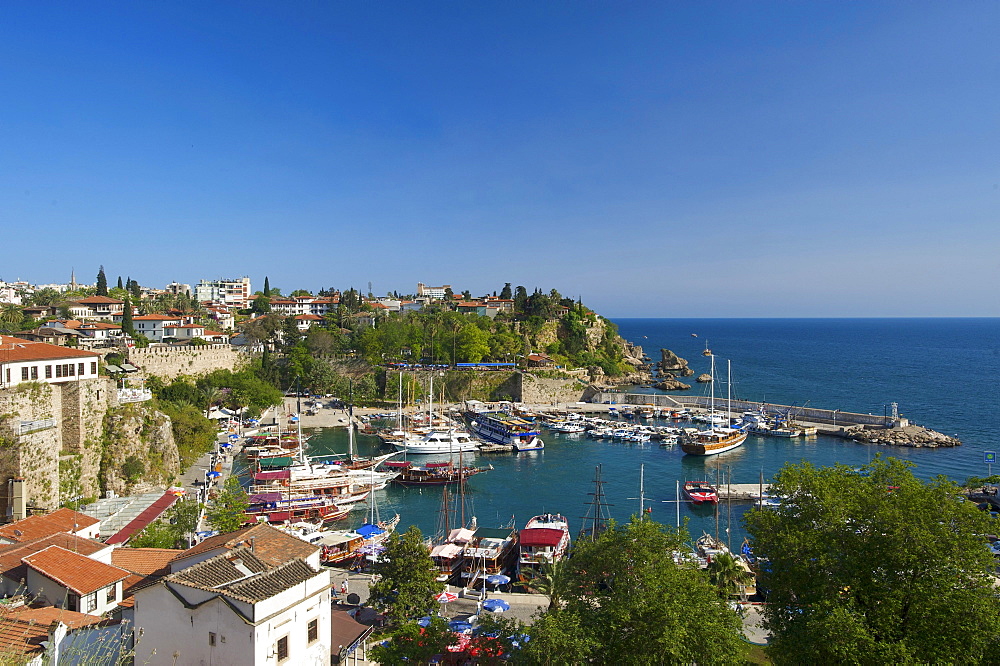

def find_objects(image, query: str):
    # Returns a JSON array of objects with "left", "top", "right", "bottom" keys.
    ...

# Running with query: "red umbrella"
[{"left": 435, "top": 591, "right": 459, "bottom": 603}]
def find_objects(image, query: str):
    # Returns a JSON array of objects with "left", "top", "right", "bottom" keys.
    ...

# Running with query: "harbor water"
[{"left": 303, "top": 318, "right": 1000, "bottom": 546}]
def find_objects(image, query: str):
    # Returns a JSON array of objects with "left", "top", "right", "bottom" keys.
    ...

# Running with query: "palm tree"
[
  {"left": 0, "top": 303, "right": 24, "bottom": 330},
  {"left": 199, "top": 385, "right": 223, "bottom": 418},
  {"left": 526, "top": 558, "right": 570, "bottom": 611},
  {"left": 707, "top": 551, "right": 755, "bottom": 599}
]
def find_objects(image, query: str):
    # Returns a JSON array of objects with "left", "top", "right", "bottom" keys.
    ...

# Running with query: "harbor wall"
[
  {"left": 590, "top": 392, "right": 897, "bottom": 428},
  {"left": 127, "top": 344, "right": 250, "bottom": 380}
]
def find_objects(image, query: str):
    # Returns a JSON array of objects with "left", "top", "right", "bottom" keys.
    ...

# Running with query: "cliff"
[{"left": 101, "top": 402, "right": 181, "bottom": 494}]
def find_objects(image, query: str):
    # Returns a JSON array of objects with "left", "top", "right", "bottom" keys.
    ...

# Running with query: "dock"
[{"left": 716, "top": 483, "right": 772, "bottom": 502}]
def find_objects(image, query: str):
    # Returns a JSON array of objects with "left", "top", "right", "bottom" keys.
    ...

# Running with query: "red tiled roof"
[
  {"left": 175, "top": 523, "right": 318, "bottom": 568},
  {"left": 0, "top": 337, "right": 100, "bottom": 363},
  {"left": 164, "top": 324, "right": 203, "bottom": 329},
  {"left": 111, "top": 548, "right": 179, "bottom": 576},
  {"left": 203, "top": 330, "right": 227, "bottom": 337},
  {"left": 0, "top": 508, "right": 100, "bottom": 543},
  {"left": 133, "top": 314, "right": 181, "bottom": 321},
  {"left": 0, "top": 617, "right": 46, "bottom": 657},
  {"left": 0, "top": 605, "right": 113, "bottom": 630},
  {"left": 22, "top": 546, "right": 130, "bottom": 595},
  {"left": 295, "top": 314, "right": 322, "bottom": 320},
  {"left": 0, "top": 533, "right": 107, "bottom": 582}
]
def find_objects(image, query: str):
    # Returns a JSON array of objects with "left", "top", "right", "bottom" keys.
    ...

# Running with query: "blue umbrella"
[
  {"left": 206, "top": 471, "right": 222, "bottom": 478},
  {"left": 486, "top": 574, "right": 511, "bottom": 586},
  {"left": 449, "top": 621, "right": 473, "bottom": 634},
  {"left": 509, "top": 634, "right": 531, "bottom": 649},
  {"left": 417, "top": 616, "right": 432, "bottom": 627},
  {"left": 483, "top": 599, "right": 510, "bottom": 613}
]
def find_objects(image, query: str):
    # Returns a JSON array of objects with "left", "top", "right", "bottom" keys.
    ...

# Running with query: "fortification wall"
[
  {"left": 519, "top": 373, "right": 589, "bottom": 405},
  {"left": 127, "top": 344, "right": 249, "bottom": 380}
]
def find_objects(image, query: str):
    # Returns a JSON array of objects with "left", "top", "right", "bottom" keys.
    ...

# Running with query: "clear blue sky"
[{"left": 3, "top": 2, "right": 997, "bottom": 317}]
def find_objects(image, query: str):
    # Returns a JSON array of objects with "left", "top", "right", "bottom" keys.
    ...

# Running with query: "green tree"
[
  {"left": 251, "top": 294, "right": 271, "bottom": 314},
  {"left": 96, "top": 265, "right": 108, "bottom": 296},
  {"left": 744, "top": 456, "right": 1000, "bottom": 665},
  {"left": 500, "top": 282, "right": 512, "bottom": 300},
  {"left": 369, "top": 526, "right": 439, "bottom": 626},
  {"left": 117, "top": 276, "right": 123, "bottom": 290},
  {"left": 263, "top": 275, "right": 270, "bottom": 297},
  {"left": 205, "top": 476, "right": 249, "bottom": 533},
  {"left": 525, "top": 559, "right": 570, "bottom": 612},
  {"left": 706, "top": 551, "right": 754, "bottom": 599},
  {"left": 121, "top": 295, "right": 135, "bottom": 336},
  {"left": 369, "top": 617, "right": 456, "bottom": 665},
  {"left": 544, "top": 517, "right": 745, "bottom": 664},
  {"left": 0, "top": 303, "right": 24, "bottom": 330}
]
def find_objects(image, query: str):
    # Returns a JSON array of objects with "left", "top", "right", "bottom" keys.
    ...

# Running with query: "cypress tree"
[
  {"left": 116, "top": 276, "right": 123, "bottom": 290},
  {"left": 122, "top": 295, "right": 135, "bottom": 336},
  {"left": 263, "top": 276, "right": 270, "bottom": 296},
  {"left": 96, "top": 266, "right": 108, "bottom": 296}
]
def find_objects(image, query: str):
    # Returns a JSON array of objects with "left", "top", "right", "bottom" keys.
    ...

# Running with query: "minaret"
[{"left": 70, "top": 268, "right": 77, "bottom": 291}]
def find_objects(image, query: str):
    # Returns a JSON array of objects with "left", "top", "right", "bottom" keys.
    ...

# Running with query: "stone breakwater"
[{"left": 845, "top": 424, "right": 961, "bottom": 448}]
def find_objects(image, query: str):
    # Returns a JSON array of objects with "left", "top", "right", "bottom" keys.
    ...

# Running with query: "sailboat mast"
[
  {"left": 709, "top": 353, "right": 716, "bottom": 434},
  {"left": 727, "top": 359, "right": 732, "bottom": 427}
]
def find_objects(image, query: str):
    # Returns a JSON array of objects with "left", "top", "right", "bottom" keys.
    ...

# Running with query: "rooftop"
[
  {"left": 175, "top": 522, "right": 318, "bottom": 568},
  {"left": 22, "top": 546, "right": 130, "bottom": 595},
  {"left": 0, "top": 508, "right": 100, "bottom": 544},
  {"left": 0, "top": 336, "right": 101, "bottom": 363}
]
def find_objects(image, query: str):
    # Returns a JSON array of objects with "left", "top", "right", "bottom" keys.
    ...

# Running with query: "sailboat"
[{"left": 680, "top": 353, "right": 748, "bottom": 456}]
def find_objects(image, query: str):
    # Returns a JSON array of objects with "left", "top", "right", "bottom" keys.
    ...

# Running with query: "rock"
[
  {"left": 658, "top": 349, "right": 691, "bottom": 375},
  {"left": 654, "top": 379, "right": 691, "bottom": 391},
  {"left": 696, "top": 373, "right": 712, "bottom": 383},
  {"left": 844, "top": 424, "right": 961, "bottom": 448}
]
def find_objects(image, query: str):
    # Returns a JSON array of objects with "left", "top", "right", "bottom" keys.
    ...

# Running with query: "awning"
[
  {"left": 104, "top": 364, "right": 123, "bottom": 373},
  {"left": 121, "top": 363, "right": 138, "bottom": 372},
  {"left": 254, "top": 470, "right": 290, "bottom": 481}
]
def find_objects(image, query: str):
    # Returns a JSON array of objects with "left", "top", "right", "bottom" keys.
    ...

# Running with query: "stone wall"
[
  {"left": 519, "top": 373, "right": 589, "bottom": 405},
  {"left": 0, "top": 382, "right": 60, "bottom": 515},
  {"left": 127, "top": 344, "right": 250, "bottom": 380}
]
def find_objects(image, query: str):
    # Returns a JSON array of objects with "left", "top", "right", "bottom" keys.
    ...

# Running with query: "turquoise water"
[{"left": 303, "top": 318, "right": 1000, "bottom": 545}]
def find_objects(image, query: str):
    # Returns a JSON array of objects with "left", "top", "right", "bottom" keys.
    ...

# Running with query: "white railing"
[
  {"left": 117, "top": 388, "right": 152, "bottom": 403},
  {"left": 19, "top": 418, "right": 57, "bottom": 435}
]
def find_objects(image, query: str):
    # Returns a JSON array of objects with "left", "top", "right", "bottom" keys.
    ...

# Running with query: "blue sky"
[{"left": 2, "top": 2, "right": 997, "bottom": 317}]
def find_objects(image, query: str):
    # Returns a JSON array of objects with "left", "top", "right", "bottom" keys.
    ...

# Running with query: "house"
[
  {"left": 0, "top": 508, "right": 102, "bottom": 545},
  {"left": 168, "top": 522, "right": 321, "bottom": 573},
  {"left": 416, "top": 283, "right": 451, "bottom": 300},
  {"left": 527, "top": 353, "right": 555, "bottom": 368},
  {"left": 22, "top": 546, "right": 130, "bottom": 615},
  {"left": 0, "top": 336, "right": 102, "bottom": 389},
  {"left": 202, "top": 329, "right": 231, "bottom": 344},
  {"left": 69, "top": 296, "right": 125, "bottom": 321},
  {"left": 128, "top": 314, "right": 184, "bottom": 342},
  {"left": 0, "top": 532, "right": 112, "bottom": 597},
  {"left": 0, "top": 605, "right": 126, "bottom": 666},
  {"left": 205, "top": 305, "right": 235, "bottom": 330},
  {"left": 132, "top": 545, "right": 332, "bottom": 665},
  {"left": 294, "top": 314, "right": 323, "bottom": 331},
  {"left": 12, "top": 327, "right": 81, "bottom": 347},
  {"left": 162, "top": 323, "right": 206, "bottom": 341}
]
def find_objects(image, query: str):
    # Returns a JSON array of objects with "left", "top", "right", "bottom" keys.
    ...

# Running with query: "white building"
[
  {"left": 133, "top": 545, "right": 332, "bottom": 665},
  {"left": 22, "top": 545, "right": 129, "bottom": 616},
  {"left": 195, "top": 277, "right": 252, "bottom": 309},
  {"left": 0, "top": 335, "right": 101, "bottom": 389},
  {"left": 417, "top": 282, "right": 451, "bottom": 300}
]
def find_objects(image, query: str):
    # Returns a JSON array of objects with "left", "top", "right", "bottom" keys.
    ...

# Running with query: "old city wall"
[
  {"left": 58, "top": 378, "right": 114, "bottom": 503},
  {"left": 518, "top": 373, "right": 589, "bottom": 405},
  {"left": 127, "top": 344, "right": 249, "bottom": 380}
]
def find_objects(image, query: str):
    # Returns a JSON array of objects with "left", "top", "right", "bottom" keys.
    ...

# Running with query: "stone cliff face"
[
  {"left": 102, "top": 403, "right": 181, "bottom": 495},
  {"left": 658, "top": 349, "right": 694, "bottom": 377}
]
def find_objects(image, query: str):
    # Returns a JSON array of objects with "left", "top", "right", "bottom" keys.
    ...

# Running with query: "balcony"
[{"left": 19, "top": 418, "right": 57, "bottom": 435}]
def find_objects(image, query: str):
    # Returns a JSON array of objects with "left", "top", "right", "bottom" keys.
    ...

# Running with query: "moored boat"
[
  {"left": 466, "top": 409, "right": 544, "bottom": 452},
  {"left": 684, "top": 481, "right": 719, "bottom": 505},
  {"left": 518, "top": 513, "right": 570, "bottom": 579},
  {"left": 385, "top": 460, "right": 491, "bottom": 486},
  {"left": 680, "top": 354, "right": 748, "bottom": 456}
]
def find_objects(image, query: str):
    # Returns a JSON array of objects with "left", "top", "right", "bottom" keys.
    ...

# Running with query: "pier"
[
  {"left": 716, "top": 483, "right": 772, "bottom": 502},
  {"left": 588, "top": 392, "right": 905, "bottom": 437}
]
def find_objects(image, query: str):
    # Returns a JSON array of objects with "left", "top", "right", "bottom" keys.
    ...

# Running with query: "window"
[
  {"left": 30, "top": 366, "right": 38, "bottom": 380},
  {"left": 276, "top": 636, "right": 289, "bottom": 661},
  {"left": 106, "top": 585, "right": 116, "bottom": 604},
  {"left": 307, "top": 618, "right": 318, "bottom": 643},
  {"left": 45, "top": 365, "right": 52, "bottom": 379},
  {"left": 209, "top": 632, "right": 216, "bottom": 647},
  {"left": 68, "top": 364, "right": 74, "bottom": 376},
  {"left": 91, "top": 362, "right": 97, "bottom": 374},
  {"left": 21, "top": 367, "right": 28, "bottom": 381},
  {"left": 78, "top": 363, "right": 84, "bottom": 376},
  {"left": 85, "top": 593, "right": 97, "bottom": 613}
]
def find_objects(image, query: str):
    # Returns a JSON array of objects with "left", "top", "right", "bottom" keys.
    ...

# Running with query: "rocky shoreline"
[{"left": 844, "top": 424, "right": 961, "bottom": 448}]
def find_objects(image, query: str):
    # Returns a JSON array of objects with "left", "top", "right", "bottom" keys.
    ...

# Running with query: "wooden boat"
[
  {"left": 385, "top": 460, "right": 491, "bottom": 486},
  {"left": 680, "top": 355, "right": 747, "bottom": 456},
  {"left": 460, "top": 525, "right": 519, "bottom": 587},
  {"left": 245, "top": 492, "right": 350, "bottom": 524}
]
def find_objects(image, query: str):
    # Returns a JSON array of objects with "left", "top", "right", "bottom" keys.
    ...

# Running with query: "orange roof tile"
[
  {"left": 111, "top": 548, "right": 179, "bottom": 576},
  {"left": 0, "top": 337, "right": 100, "bottom": 363},
  {"left": 0, "top": 617, "right": 46, "bottom": 657},
  {"left": 22, "top": 546, "right": 130, "bottom": 595},
  {"left": 1, "top": 605, "right": 113, "bottom": 630},
  {"left": 0, "top": 508, "right": 100, "bottom": 543},
  {"left": 0, "top": 533, "right": 107, "bottom": 580},
  {"left": 74, "top": 296, "right": 124, "bottom": 305},
  {"left": 175, "top": 523, "right": 318, "bottom": 568}
]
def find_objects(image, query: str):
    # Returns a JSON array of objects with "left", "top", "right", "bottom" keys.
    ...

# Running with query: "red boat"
[
  {"left": 683, "top": 481, "right": 719, "bottom": 505},
  {"left": 245, "top": 492, "right": 350, "bottom": 524}
]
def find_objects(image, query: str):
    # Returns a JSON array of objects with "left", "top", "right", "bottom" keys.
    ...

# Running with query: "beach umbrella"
[
  {"left": 449, "top": 621, "right": 474, "bottom": 634},
  {"left": 417, "top": 616, "right": 432, "bottom": 627},
  {"left": 482, "top": 599, "right": 510, "bottom": 613},
  {"left": 205, "top": 471, "right": 222, "bottom": 479},
  {"left": 435, "top": 591, "right": 459, "bottom": 603},
  {"left": 486, "top": 574, "right": 510, "bottom": 588},
  {"left": 509, "top": 634, "right": 531, "bottom": 649}
]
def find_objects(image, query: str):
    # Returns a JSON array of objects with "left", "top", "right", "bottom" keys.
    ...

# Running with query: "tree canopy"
[
  {"left": 527, "top": 517, "right": 746, "bottom": 665},
  {"left": 744, "top": 456, "right": 1000, "bottom": 664},
  {"left": 368, "top": 526, "right": 440, "bottom": 626}
]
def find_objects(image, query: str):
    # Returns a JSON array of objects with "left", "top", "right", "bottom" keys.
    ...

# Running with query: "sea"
[{"left": 302, "top": 318, "right": 1000, "bottom": 546}]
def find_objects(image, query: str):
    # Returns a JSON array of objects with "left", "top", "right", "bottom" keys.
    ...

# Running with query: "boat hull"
[{"left": 680, "top": 431, "right": 748, "bottom": 456}]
